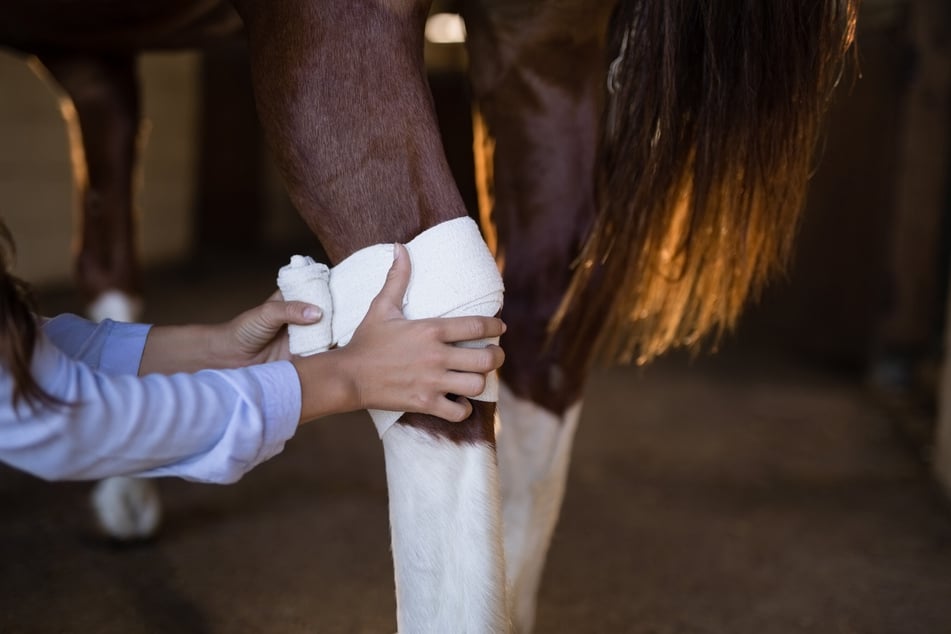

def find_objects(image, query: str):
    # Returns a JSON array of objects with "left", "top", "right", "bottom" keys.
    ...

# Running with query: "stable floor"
[{"left": 3, "top": 253, "right": 951, "bottom": 634}]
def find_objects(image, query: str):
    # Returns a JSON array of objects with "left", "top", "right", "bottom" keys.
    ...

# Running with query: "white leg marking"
[
  {"left": 87, "top": 290, "right": 143, "bottom": 324},
  {"left": 88, "top": 292, "right": 155, "bottom": 539},
  {"left": 91, "top": 476, "right": 162, "bottom": 540},
  {"left": 382, "top": 423, "right": 508, "bottom": 633},
  {"left": 497, "top": 383, "right": 582, "bottom": 634}
]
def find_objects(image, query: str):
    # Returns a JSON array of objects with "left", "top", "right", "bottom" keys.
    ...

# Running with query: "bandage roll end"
[{"left": 277, "top": 255, "right": 333, "bottom": 355}]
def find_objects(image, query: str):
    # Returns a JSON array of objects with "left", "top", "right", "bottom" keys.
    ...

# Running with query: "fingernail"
[
  {"left": 303, "top": 306, "right": 322, "bottom": 321},
  {"left": 393, "top": 243, "right": 401, "bottom": 261}
]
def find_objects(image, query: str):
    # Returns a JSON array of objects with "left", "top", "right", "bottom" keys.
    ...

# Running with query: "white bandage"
[
  {"left": 276, "top": 256, "right": 333, "bottom": 355},
  {"left": 276, "top": 216, "right": 503, "bottom": 437}
]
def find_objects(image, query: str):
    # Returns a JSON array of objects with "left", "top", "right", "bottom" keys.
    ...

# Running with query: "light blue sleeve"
[
  {"left": 42, "top": 314, "right": 151, "bottom": 375},
  {"left": 0, "top": 331, "right": 302, "bottom": 484}
]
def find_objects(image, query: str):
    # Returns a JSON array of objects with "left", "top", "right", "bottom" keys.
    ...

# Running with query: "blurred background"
[{"left": 2, "top": 0, "right": 951, "bottom": 632}]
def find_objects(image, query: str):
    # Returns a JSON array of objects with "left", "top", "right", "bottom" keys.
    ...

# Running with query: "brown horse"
[{"left": 1, "top": 1, "right": 859, "bottom": 631}]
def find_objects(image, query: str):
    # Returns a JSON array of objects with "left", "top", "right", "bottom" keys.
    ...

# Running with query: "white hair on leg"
[
  {"left": 497, "top": 382, "right": 582, "bottom": 633},
  {"left": 87, "top": 289, "right": 143, "bottom": 324},
  {"left": 382, "top": 423, "right": 509, "bottom": 633},
  {"left": 91, "top": 476, "right": 162, "bottom": 540},
  {"left": 88, "top": 290, "right": 158, "bottom": 540}
]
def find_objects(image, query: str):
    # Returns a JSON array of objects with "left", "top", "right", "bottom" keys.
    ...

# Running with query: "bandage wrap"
[
  {"left": 276, "top": 256, "right": 333, "bottom": 355},
  {"left": 276, "top": 217, "right": 503, "bottom": 437}
]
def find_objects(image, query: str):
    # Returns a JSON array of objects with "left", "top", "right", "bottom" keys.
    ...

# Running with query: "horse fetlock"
[
  {"left": 91, "top": 476, "right": 161, "bottom": 541},
  {"left": 87, "top": 290, "right": 143, "bottom": 323}
]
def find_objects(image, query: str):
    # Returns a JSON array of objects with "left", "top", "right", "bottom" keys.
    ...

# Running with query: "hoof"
[{"left": 91, "top": 477, "right": 162, "bottom": 540}]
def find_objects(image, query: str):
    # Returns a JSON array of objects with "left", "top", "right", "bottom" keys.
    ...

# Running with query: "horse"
[{"left": 0, "top": 1, "right": 860, "bottom": 632}]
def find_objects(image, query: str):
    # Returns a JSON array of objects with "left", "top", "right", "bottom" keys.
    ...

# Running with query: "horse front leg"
[
  {"left": 37, "top": 53, "right": 160, "bottom": 541},
  {"left": 234, "top": 1, "right": 507, "bottom": 630},
  {"left": 463, "top": 2, "right": 612, "bottom": 630},
  {"left": 383, "top": 409, "right": 506, "bottom": 632}
]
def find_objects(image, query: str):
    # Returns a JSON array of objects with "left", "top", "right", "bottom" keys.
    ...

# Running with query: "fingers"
[
  {"left": 445, "top": 344, "right": 505, "bottom": 374},
  {"left": 370, "top": 243, "right": 411, "bottom": 314},
  {"left": 419, "top": 351, "right": 501, "bottom": 421},
  {"left": 440, "top": 370, "right": 488, "bottom": 399},
  {"left": 427, "top": 396, "right": 473, "bottom": 423},
  {"left": 431, "top": 316, "right": 506, "bottom": 343}
]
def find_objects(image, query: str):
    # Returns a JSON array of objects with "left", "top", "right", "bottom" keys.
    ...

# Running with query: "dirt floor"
[{"left": 3, "top": 254, "right": 951, "bottom": 634}]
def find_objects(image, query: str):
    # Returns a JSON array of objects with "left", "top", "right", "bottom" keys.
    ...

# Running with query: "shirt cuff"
[
  {"left": 248, "top": 360, "right": 302, "bottom": 464},
  {"left": 99, "top": 321, "right": 153, "bottom": 375}
]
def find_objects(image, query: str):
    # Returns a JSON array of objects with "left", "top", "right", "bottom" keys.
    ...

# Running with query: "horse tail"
[{"left": 555, "top": 0, "right": 860, "bottom": 368}]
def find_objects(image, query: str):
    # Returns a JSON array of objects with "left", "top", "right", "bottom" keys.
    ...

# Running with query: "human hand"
[
  {"left": 138, "top": 291, "right": 323, "bottom": 376},
  {"left": 213, "top": 291, "right": 323, "bottom": 367},
  {"left": 339, "top": 243, "right": 505, "bottom": 421}
]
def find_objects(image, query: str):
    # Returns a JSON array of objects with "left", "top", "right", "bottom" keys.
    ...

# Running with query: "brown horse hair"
[
  {"left": 553, "top": 0, "right": 860, "bottom": 368},
  {"left": 0, "top": 219, "right": 66, "bottom": 412}
]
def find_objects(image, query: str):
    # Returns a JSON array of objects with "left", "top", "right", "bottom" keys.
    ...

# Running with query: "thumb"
[
  {"left": 370, "top": 243, "right": 410, "bottom": 314},
  {"left": 279, "top": 301, "right": 323, "bottom": 326},
  {"left": 247, "top": 298, "right": 320, "bottom": 330}
]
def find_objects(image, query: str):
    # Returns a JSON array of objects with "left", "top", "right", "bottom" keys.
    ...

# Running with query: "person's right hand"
[{"left": 340, "top": 243, "right": 505, "bottom": 422}]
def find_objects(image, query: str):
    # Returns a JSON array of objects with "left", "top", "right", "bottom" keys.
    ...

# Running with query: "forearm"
[
  {"left": 1, "top": 335, "right": 300, "bottom": 483},
  {"left": 138, "top": 324, "right": 224, "bottom": 375},
  {"left": 141, "top": 323, "right": 357, "bottom": 423},
  {"left": 142, "top": 339, "right": 364, "bottom": 425},
  {"left": 291, "top": 349, "right": 360, "bottom": 423}
]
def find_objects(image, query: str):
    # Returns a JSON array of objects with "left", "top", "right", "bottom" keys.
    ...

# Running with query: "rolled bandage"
[
  {"left": 276, "top": 255, "right": 333, "bottom": 356},
  {"left": 280, "top": 217, "right": 504, "bottom": 437}
]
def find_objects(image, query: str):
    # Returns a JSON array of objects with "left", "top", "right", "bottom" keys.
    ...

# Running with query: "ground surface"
[{"left": 3, "top": 255, "right": 951, "bottom": 634}]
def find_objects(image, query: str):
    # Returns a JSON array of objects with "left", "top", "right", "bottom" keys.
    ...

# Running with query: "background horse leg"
[
  {"left": 38, "top": 53, "right": 160, "bottom": 540},
  {"left": 234, "top": 1, "right": 507, "bottom": 629},
  {"left": 463, "top": 2, "right": 612, "bottom": 631},
  {"left": 37, "top": 54, "right": 143, "bottom": 320},
  {"left": 466, "top": 2, "right": 861, "bottom": 630}
]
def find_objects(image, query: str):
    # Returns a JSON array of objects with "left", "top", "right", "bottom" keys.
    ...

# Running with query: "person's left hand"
[{"left": 214, "top": 291, "right": 322, "bottom": 366}]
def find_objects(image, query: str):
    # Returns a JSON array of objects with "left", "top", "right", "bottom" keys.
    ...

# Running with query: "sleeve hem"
[
  {"left": 98, "top": 321, "right": 153, "bottom": 375},
  {"left": 251, "top": 361, "right": 301, "bottom": 460}
]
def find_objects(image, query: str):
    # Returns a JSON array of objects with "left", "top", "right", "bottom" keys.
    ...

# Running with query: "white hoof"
[{"left": 91, "top": 477, "right": 162, "bottom": 540}]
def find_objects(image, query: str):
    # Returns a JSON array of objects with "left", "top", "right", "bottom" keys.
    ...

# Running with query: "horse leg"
[
  {"left": 234, "top": 1, "right": 507, "bottom": 630},
  {"left": 36, "top": 53, "right": 143, "bottom": 320},
  {"left": 37, "top": 53, "right": 160, "bottom": 540},
  {"left": 462, "top": 2, "right": 612, "bottom": 630}
]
